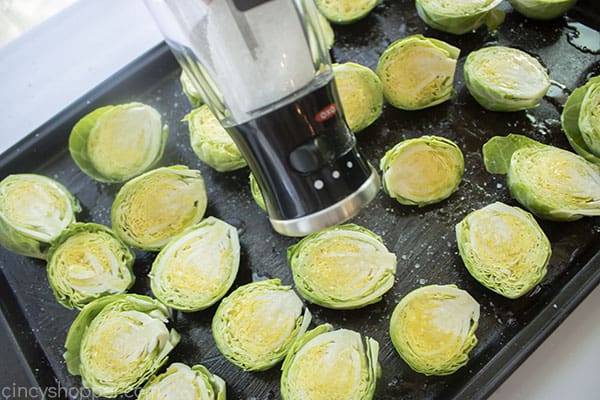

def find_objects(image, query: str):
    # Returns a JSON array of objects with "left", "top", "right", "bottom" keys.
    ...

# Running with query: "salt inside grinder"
[{"left": 144, "top": 0, "right": 380, "bottom": 236}]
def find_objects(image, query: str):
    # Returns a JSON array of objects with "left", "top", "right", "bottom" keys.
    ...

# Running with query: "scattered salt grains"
[
  {"left": 418, "top": 278, "right": 426, "bottom": 285},
  {"left": 401, "top": 254, "right": 408, "bottom": 260},
  {"left": 496, "top": 183, "right": 503, "bottom": 189}
]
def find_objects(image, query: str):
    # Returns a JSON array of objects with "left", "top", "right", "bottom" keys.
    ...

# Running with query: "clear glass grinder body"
[{"left": 144, "top": 0, "right": 380, "bottom": 236}]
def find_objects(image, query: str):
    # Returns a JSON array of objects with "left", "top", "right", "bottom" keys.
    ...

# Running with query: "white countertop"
[{"left": 0, "top": 0, "right": 598, "bottom": 398}]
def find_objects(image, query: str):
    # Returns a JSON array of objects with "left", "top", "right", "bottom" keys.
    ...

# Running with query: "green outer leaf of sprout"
[
  {"left": 184, "top": 105, "right": 247, "bottom": 172},
  {"left": 138, "top": 363, "right": 226, "bottom": 400},
  {"left": 315, "top": 0, "right": 381, "bottom": 25},
  {"left": 111, "top": 165, "right": 207, "bottom": 251},
  {"left": 150, "top": 217, "right": 240, "bottom": 311},
  {"left": 287, "top": 224, "right": 396, "bottom": 309},
  {"left": 280, "top": 324, "right": 380, "bottom": 400},
  {"left": 249, "top": 172, "right": 267, "bottom": 212},
  {"left": 69, "top": 102, "right": 168, "bottom": 183},
  {"left": 380, "top": 135, "right": 464, "bottom": 206},
  {"left": 415, "top": 0, "right": 504, "bottom": 34},
  {"left": 47, "top": 222, "right": 136, "bottom": 310},
  {"left": 508, "top": 0, "right": 577, "bottom": 20},
  {"left": 455, "top": 202, "right": 551, "bottom": 299},
  {"left": 389, "top": 284, "right": 479, "bottom": 376},
  {"left": 333, "top": 62, "right": 383, "bottom": 133},
  {"left": 180, "top": 70, "right": 204, "bottom": 107},
  {"left": 0, "top": 174, "right": 80, "bottom": 259},
  {"left": 63, "top": 294, "right": 180, "bottom": 398},
  {"left": 376, "top": 35, "right": 460, "bottom": 110},
  {"left": 212, "top": 279, "right": 311, "bottom": 372},
  {"left": 464, "top": 46, "right": 550, "bottom": 112},
  {"left": 482, "top": 133, "right": 544, "bottom": 175}
]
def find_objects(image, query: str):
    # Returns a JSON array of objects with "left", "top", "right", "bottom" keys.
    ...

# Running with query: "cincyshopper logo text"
[{"left": 1, "top": 382, "right": 140, "bottom": 399}]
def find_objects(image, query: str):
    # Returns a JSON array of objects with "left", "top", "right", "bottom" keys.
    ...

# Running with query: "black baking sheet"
[{"left": 1, "top": 1, "right": 600, "bottom": 399}]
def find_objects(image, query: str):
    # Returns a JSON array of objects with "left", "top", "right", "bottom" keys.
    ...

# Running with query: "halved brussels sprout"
[
  {"left": 317, "top": 11, "right": 335, "bottom": 49},
  {"left": 333, "top": 62, "right": 383, "bottom": 133},
  {"left": 380, "top": 135, "right": 464, "bottom": 206},
  {"left": 0, "top": 174, "right": 80, "bottom": 259},
  {"left": 456, "top": 202, "right": 551, "bottom": 299},
  {"left": 249, "top": 172, "right": 267, "bottom": 212},
  {"left": 184, "top": 105, "right": 247, "bottom": 172},
  {"left": 561, "top": 76, "right": 600, "bottom": 163},
  {"left": 287, "top": 224, "right": 396, "bottom": 309},
  {"left": 111, "top": 165, "right": 207, "bottom": 251},
  {"left": 64, "top": 294, "right": 180, "bottom": 398},
  {"left": 69, "top": 102, "right": 168, "bottom": 183},
  {"left": 509, "top": 0, "right": 577, "bottom": 20},
  {"left": 389, "top": 285, "right": 479, "bottom": 376},
  {"left": 315, "top": 0, "right": 381, "bottom": 24},
  {"left": 483, "top": 134, "right": 600, "bottom": 221},
  {"left": 376, "top": 35, "right": 460, "bottom": 110},
  {"left": 212, "top": 279, "right": 311, "bottom": 371},
  {"left": 47, "top": 223, "right": 135, "bottom": 310},
  {"left": 464, "top": 46, "right": 550, "bottom": 112},
  {"left": 280, "top": 324, "right": 379, "bottom": 400},
  {"left": 180, "top": 70, "right": 204, "bottom": 107},
  {"left": 138, "top": 363, "right": 226, "bottom": 400},
  {"left": 150, "top": 217, "right": 240, "bottom": 311},
  {"left": 415, "top": 0, "right": 505, "bottom": 35}
]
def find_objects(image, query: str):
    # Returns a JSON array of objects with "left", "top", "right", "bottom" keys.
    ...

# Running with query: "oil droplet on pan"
[{"left": 566, "top": 22, "right": 600, "bottom": 55}]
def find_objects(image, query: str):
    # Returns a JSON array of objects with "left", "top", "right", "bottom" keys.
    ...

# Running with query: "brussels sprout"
[
  {"left": 280, "top": 324, "right": 379, "bottom": 400},
  {"left": 212, "top": 279, "right": 311, "bottom": 371},
  {"left": 376, "top": 35, "right": 460, "bottom": 110},
  {"left": 64, "top": 294, "right": 180, "bottom": 398},
  {"left": 180, "top": 70, "right": 204, "bottom": 107},
  {"left": 287, "top": 224, "right": 396, "bottom": 309},
  {"left": 249, "top": 172, "right": 267, "bottom": 212},
  {"left": 509, "top": 0, "right": 577, "bottom": 20},
  {"left": 483, "top": 134, "right": 600, "bottom": 221},
  {"left": 317, "top": 11, "right": 335, "bottom": 49},
  {"left": 111, "top": 165, "right": 207, "bottom": 251},
  {"left": 464, "top": 46, "right": 550, "bottom": 112},
  {"left": 561, "top": 76, "right": 600, "bottom": 163},
  {"left": 47, "top": 223, "right": 135, "bottom": 310},
  {"left": 315, "top": 0, "right": 381, "bottom": 24},
  {"left": 389, "top": 285, "right": 479, "bottom": 376},
  {"left": 333, "top": 62, "right": 383, "bottom": 133},
  {"left": 415, "top": 0, "right": 505, "bottom": 35},
  {"left": 138, "top": 363, "right": 226, "bottom": 400},
  {"left": 0, "top": 174, "right": 80, "bottom": 259},
  {"left": 456, "top": 202, "right": 551, "bottom": 299},
  {"left": 150, "top": 217, "right": 240, "bottom": 311},
  {"left": 69, "top": 102, "right": 168, "bottom": 183},
  {"left": 184, "top": 105, "right": 247, "bottom": 172},
  {"left": 380, "top": 135, "right": 464, "bottom": 206}
]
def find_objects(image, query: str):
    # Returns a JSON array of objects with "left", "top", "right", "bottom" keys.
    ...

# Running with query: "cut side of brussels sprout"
[
  {"left": 47, "top": 223, "right": 135, "bottom": 310},
  {"left": 561, "top": 76, "right": 600, "bottom": 163},
  {"left": 138, "top": 363, "right": 226, "bottom": 400},
  {"left": 212, "top": 279, "right": 311, "bottom": 371},
  {"left": 150, "top": 217, "right": 240, "bottom": 312},
  {"left": 280, "top": 324, "right": 379, "bottom": 400},
  {"left": 249, "top": 172, "right": 267, "bottom": 212},
  {"left": 380, "top": 135, "right": 464, "bottom": 206},
  {"left": 69, "top": 102, "right": 168, "bottom": 183},
  {"left": 287, "top": 224, "right": 396, "bottom": 309},
  {"left": 111, "top": 165, "right": 207, "bottom": 251},
  {"left": 456, "top": 202, "right": 551, "bottom": 299},
  {"left": 483, "top": 134, "right": 600, "bottom": 221},
  {"left": 333, "top": 62, "right": 383, "bottom": 133},
  {"left": 416, "top": 0, "right": 505, "bottom": 35},
  {"left": 0, "top": 174, "right": 80, "bottom": 259},
  {"left": 315, "top": 0, "right": 381, "bottom": 24},
  {"left": 509, "top": 0, "right": 577, "bottom": 20},
  {"left": 376, "top": 35, "right": 460, "bottom": 110},
  {"left": 180, "top": 70, "right": 204, "bottom": 107},
  {"left": 185, "top": 105, "right": 247, "bottom": 172},
  {"left": 389, "top": 285, "right": 479, "bottom": 376},
  {"left": 64, "top": 294, "right": 180, "bottom": 398},
  {"left": 464, "top": 46, "right": 550, "bottom": 112}
]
